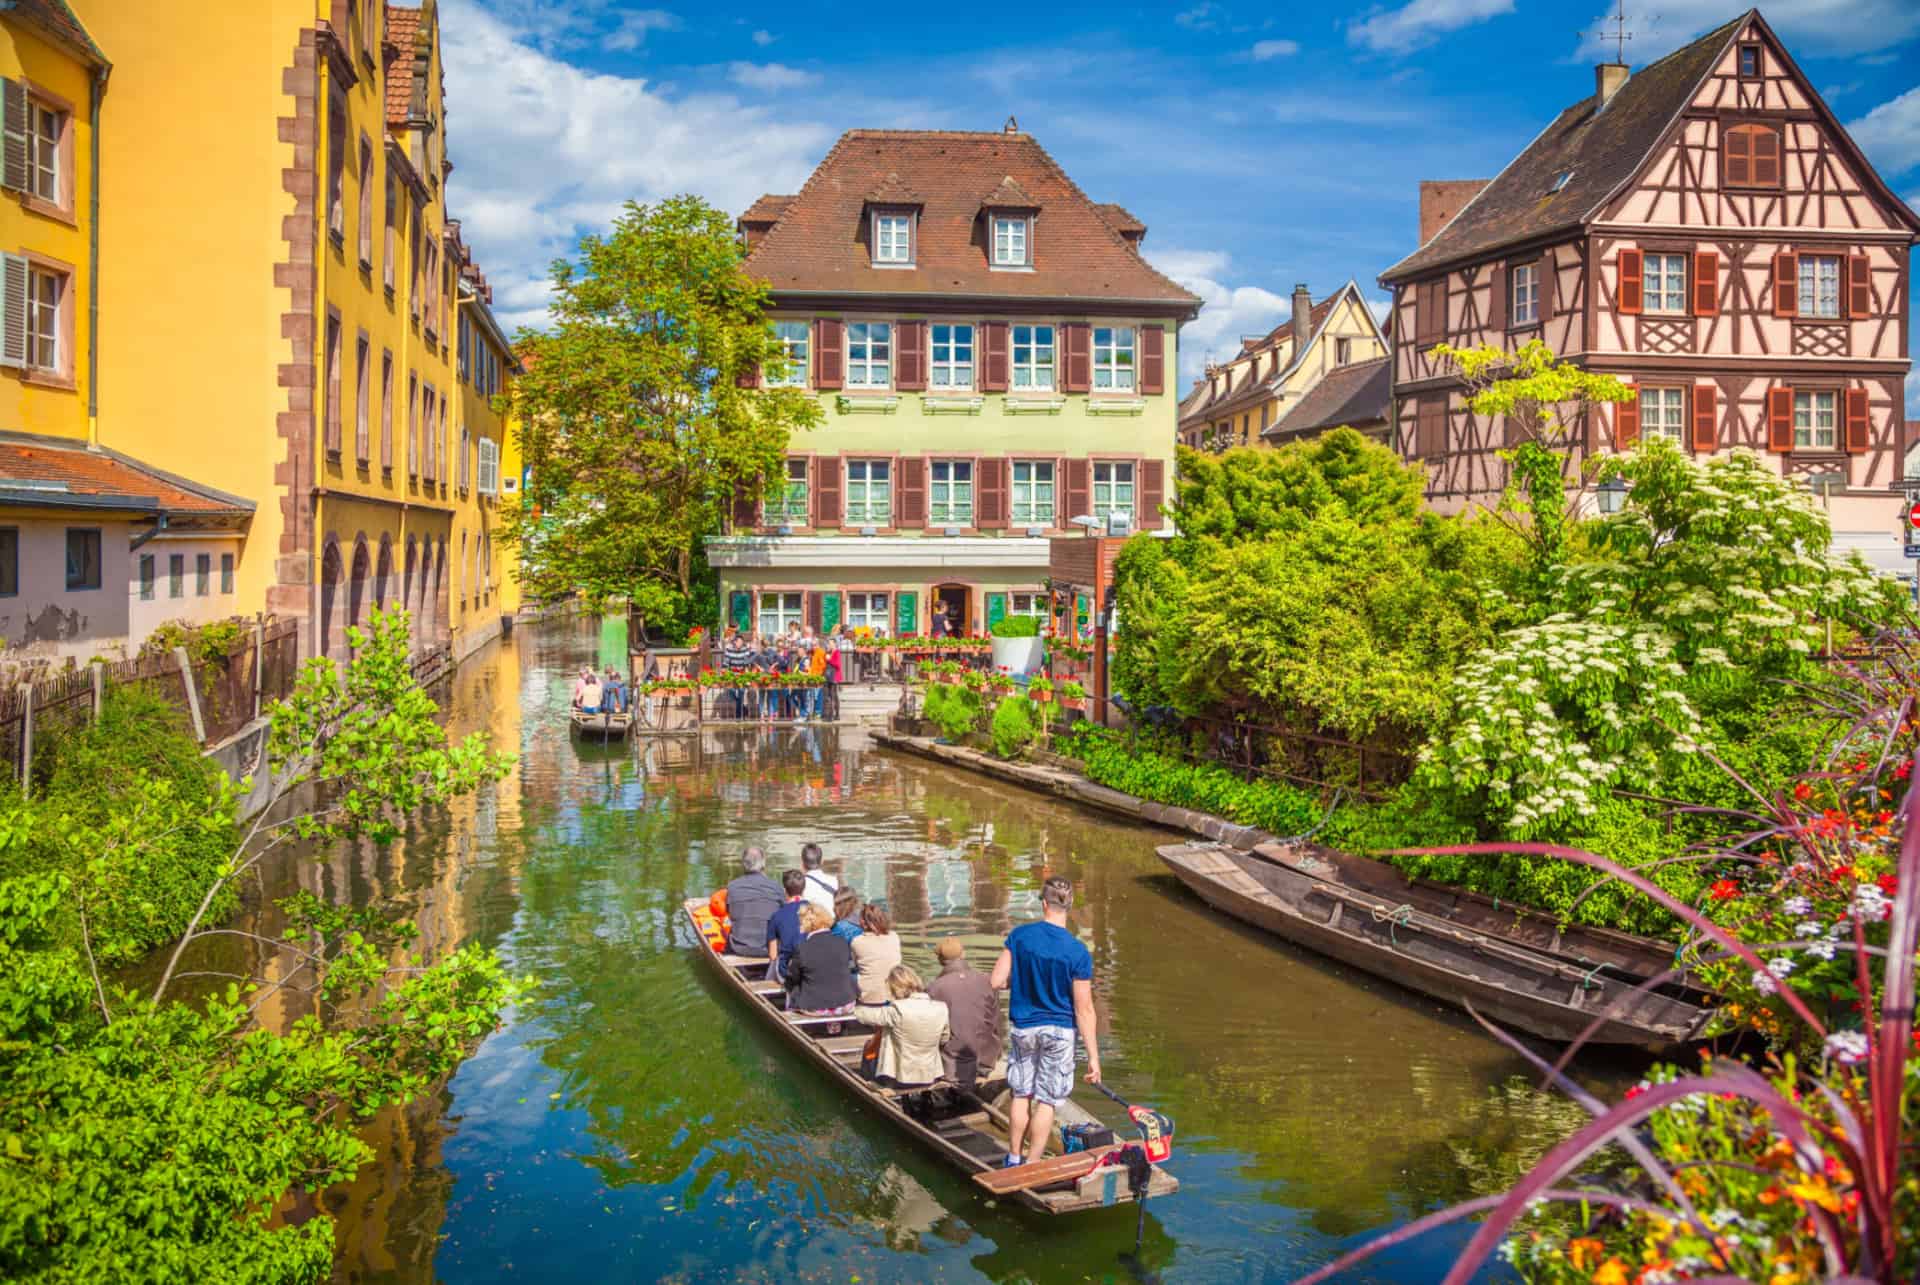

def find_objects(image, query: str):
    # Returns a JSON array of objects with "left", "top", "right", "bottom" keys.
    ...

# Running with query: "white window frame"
[
  {"left": 28, "top": 100, "right": 60, "bottom": 205},
  {"left": 769, "top": 457, "right": 809, "bottom": 523},
  {"left": 758, "top": 590, "right": 803, "bottom": 636},
  {"left": 1794, "top": 390, "right": 1836, "bottom": 450},
  {"left": 992, "top": 216, "right": 1029, "bottom": 267},
  {"left": 1644, "top": 253, "right": 1688, "bottom": 315},
  {"left": 1641, "top": 386, "right": 1686, "bottom": 444},
  {"left": 1011, "top": 459, "right": 1055, "bottom": 526},
  {"left": 768, "top": 320, "right": 809, "bottom": 387},
  {"left": 1009, "top": 591, "right": 1046, "bottom": 620},
  {"left": 928, "top": 460, "right": 974, "bottom": 526},
  {"left": 930, "top": 323, "right": 974, "bottom": 389},
  {"left": 1510, "top": 264, "right": 1540, "bottom": 326},
  {"left": 26, "top": 264, "right": 61, "bottom": 373},
  {"left": 1091, "top": 461, "right": 1134, "bottom": 520},
  {"left": 844, "top": 459, "right": 892, "bottom": 525},
  {"left": 846, "top": 322, "right": 891, "bottom": 389},
  {"left": 873, "top": 212, "right": 912, "bottom": 265},
  {"left": 1092, "top": 326, "right": 1136, "bottom": 392},
  {"left": 477, "top": 436, "right": 501, "bottom": 495},
  {"left": 1798, "top": 255, "right": 1840, "bottom": 320},
  {"left": 1011, "top": 324, "right": 1055, "bottom": 390},
  {"left": 846, "top": 591, "right": 890, "bottom": 633}
]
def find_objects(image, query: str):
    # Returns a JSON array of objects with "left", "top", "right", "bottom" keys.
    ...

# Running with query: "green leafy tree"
[
  {"left": 499, "top": 196, "right": 822, "bottom": 635},
  {"left": 0, "top": 607, "right": 521, "bottom": 1281}
]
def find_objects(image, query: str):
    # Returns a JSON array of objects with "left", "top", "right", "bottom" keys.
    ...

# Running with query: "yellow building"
[
  {"left": 1176, "top": 281, "right": 1390, "bottom": 452},
  {"left": 447, "top": 229, "right": 521, "bottom": 658},
  {"left": 0, "top": 2, "right": 253, "bottom": 656},
  {"left": 77, "top": 0, "right": 483, "bottom": 662}
]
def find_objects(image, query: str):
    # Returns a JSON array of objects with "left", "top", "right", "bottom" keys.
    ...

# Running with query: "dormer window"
[
  {"left": 993, "top": 216, "right": 1030, "bottom": 267},
  {"left": 872, "top": 211, "right": 913, "bottom": 265},
  {"left": 1549, "top": 170, "right": 1574, "bottom": 194}
]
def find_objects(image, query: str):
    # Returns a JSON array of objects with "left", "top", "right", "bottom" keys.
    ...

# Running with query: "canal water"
[{"left": 217, "top": 616, "right": 1603, "bottom": 1283}]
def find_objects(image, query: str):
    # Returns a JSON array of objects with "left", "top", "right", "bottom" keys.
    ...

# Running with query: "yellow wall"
[
  {"left": 1188, "top": 291, "right": 1388, "bottom": 448},
  {"left": 0, "top": 17, "right": 100, "bottom": 442},
  {"left": 448, "top": 299, "right": 513, "bottom": 656}
]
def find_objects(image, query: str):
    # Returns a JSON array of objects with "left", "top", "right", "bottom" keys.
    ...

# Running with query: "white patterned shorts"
[{"left": 1006, "top": 1024, "right": 1076, "bottom": 1106}]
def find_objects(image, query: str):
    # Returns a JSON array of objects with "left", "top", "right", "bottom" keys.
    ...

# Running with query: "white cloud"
[
  {"left": 726, "top": 62, "right": 820, "bottom": 91},
  {"left": 1175, "top": 4, "right": 1221, "bottom": 31},
  {"left": 1573, "top": 0, "right": 1920, "bottom": 61},
  {"left": 1348, "top": 0, "right": 1514, "bottom": 55},
  {"left": 439, "top": 0, "right": 833, "bottom": 331},
  {"left": 751, "top": 28, "right": 775, "bottom": 47},
  {"left": 602, "top": 8, "right": 679, "bottom": 52},
  {"left": 1250, "top": 38, "right": 1300, "bottom": 60},
  {"left": 1147, "top": 248, "right": 1291, "bottom": 384},
  {"left": 1847, "top": 86, "right": 1920, "bottom": 178}
]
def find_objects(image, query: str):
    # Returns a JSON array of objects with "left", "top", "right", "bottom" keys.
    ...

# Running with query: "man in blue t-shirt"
[
  {"left": 764, "top": 869, "right": 809, "bottom": 981},
  {"left": 989, "top": 875, "right": 1099, "bottom": 1168}
]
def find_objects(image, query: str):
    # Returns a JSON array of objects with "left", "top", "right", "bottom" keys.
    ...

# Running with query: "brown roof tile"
[
  {"left": 7, "top": 0, "right": 108, "bottom": 68},
  {"left": 1094, "top": 203, "right": 1145, "bottom": 235},
  {"left": 1381, "top": 15, "right": 1742, "bottom": 282},
  {"left": 744, "top": 129, "right": 1199, "bottom": 309},
  {"left": 385, "top": 5, "right": 423, "bottom": 126},
  {"left": 740, "top": 194, "right": 796, "bottom": 227},
  {"left": 982, "top": 175, "right": 1040, "bottom": 210},
  {"left": 1266, "top": 357, "right": 1391, "bottom": 439},
  {"left": 0, "top": 435, "right": 253, "bottom": 516}
]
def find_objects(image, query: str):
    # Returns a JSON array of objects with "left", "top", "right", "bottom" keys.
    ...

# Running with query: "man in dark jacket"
[
  {"left": 764, "top": 869, "right": 810, "bottom": 980},
  {"left": 928, "top": 937, "right": 1002, "bottom": 1082},
  {"left": 723, "top": 847, "right": 784, "bottom": 958}
]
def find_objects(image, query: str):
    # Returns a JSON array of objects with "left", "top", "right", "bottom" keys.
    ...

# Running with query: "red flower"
[
  {"left": 1880, "top": 873, "right": 1898, "bottom": 895},
  {"left": 1709, "top": 879, "right": 1739, "bottom": 901},
  {"left": 1876, "top": 809, "right": 1893, "bottom": 825},
  {"left": 1828, "top": 864, "right": 1854, "bottom": 884},
  {"left": 1896, "top": 760, "right": 1913, "bottom": 781},
  {"left": 1792, "top": 782, "right": 1814, "bottom": 802}
]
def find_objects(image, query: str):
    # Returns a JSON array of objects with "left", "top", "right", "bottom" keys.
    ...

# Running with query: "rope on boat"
[{"left": 1372, "top": 902, "right": 1416, "bottom": 945}]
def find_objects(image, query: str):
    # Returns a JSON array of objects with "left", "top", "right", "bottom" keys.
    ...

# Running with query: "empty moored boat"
[
  {"left": 1157, "top": 842, "right": 1712, "bottom": 1046},
  {"left": 680, "top": 898, "right": 1178, "bottom": 1214}
]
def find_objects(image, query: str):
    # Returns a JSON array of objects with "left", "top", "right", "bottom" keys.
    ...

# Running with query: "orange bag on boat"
[
  {"left": 691, "top": 903, "right": 728, "bottom": 953},
  {"left": 709, "top": 888, "right": 729, "bottom": 919}
]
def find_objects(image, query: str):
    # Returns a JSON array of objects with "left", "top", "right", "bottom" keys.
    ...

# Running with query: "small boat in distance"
[
  {"left": 1157, "top": 842, "right": 1712, "bottom": 1047},
  {"left": 679, "top": 898, "right": 1178, "bottom": 1214},
  {"left": 570, "top": 707, "right": 633, "bottom": 740}
]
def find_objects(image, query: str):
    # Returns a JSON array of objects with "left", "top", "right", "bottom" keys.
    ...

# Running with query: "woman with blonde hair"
[
  {"left": 854, "top": 964, "right": 951, "bottom": 1088},
  {"left": 784, "top": 902, "right": 856, "bottom": 1016}
]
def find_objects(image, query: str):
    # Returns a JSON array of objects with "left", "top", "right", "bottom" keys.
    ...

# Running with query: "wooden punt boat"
[
  {"left": 1158, "top": 843, "right": 1712, "bottom": 1046},
  {"left": 680, "top": 898, "right": 1178, "bottom": 1214},
  {"left": 569, "top": 708, "right": 633, "bottom": 739}
]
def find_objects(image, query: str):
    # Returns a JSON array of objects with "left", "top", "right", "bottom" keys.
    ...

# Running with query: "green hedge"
[{"left": 1079, "top": 739, "right": 1322, "bottom": 835}]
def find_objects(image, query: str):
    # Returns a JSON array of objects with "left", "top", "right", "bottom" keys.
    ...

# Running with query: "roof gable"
[
  {"left": 742, "top": 129, "right": 1198, "bottom": 309},
  {"left": 1181, "top": 281, "right": 1385, "bottom": 427}
]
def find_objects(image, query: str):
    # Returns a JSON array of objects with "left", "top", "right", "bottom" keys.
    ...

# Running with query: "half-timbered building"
[{"left": 1379, "top": 9, "right": 1919, "bottom": 568}]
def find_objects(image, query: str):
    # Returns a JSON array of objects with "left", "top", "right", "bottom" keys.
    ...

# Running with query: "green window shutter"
[
  {"left": 0, "top": 253, "right": 26, "bottom": 369},
  {"left": 985, "top": 593, "right": 1007, "bottom": 631},
  {"left": 820, "top": 591, "right": 841, "bottom": 632},
  {"left": 1075, "top": 593, "right": 1090, "bottom": 631},
  {"left": 0, "top": 80, "right": 24, "bottom": 193},
  {"left": 895, "top": 591, "right": 917, "bottom": 637},
  {"left": 728, "top": 590, "right": 752, "bottom": 632}
]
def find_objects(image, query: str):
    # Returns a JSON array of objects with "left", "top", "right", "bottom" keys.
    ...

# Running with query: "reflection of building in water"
[
  {"left": 923, "top": 860, "right": 974, "bottom": 919},
  {"left": 866, "top": 1163, "right": 956, "bottom": 1253}
]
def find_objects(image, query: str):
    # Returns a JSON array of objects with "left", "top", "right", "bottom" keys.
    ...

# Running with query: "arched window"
[{"left": 1723, "top": 122, "right": 1781, "bottom": 188}]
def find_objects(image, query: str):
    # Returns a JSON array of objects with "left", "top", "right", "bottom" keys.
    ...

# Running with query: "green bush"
[
  {"left": 990, "top": 696, "right": 1040, "bottom": 759},
  {"left": 990, "top": 614, "right": 1041, "bottom": 638},
  {"left": 923, "top": 683, "right": 983, "bottom": 741},
  {"left": 1080, "top": 740, "right": 1322, "bottom": 835}
]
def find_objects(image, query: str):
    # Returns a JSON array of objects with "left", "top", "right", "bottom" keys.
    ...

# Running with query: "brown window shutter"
[
  {"left": 736, "top": 362, "right": 760, "bottom": 389},
  {"left": 1616, "top": 248, "right": 1643, "bottom": 315},
  {"left": 1140, "top": 325, "right": 1165, "bottom": 394},
  {"left": 1139, "top": 458, "right": 1166, "bottom": 530},
  {"left": 895, "top": 320, "right": 927, "bottom": 391},
  {"left": 977, "top": 456, "right": 1008, "bottom": 529},
  {"left": 1772, "top": 252, "right": 1797, "bottom": 318},
  {"left": 1692, "top": 250, "right": 1718, "bottom": 316},
  {"left": 1486, "top": 264, "right": 1506, "bottom": 332},
  {"left": 1691, "top": 383, "right": 1718, "bottom": 452},
  {"left": 1064, "top": 458, "right": 1090, "bottom": 521},
  {"left": 1539, "top": 257, "right": 1556, "bottom": 324},
  {"left": 897, "top": 457, "right": 926, "bottom": 527},
  {"left": 1752, "top": 126, "right": 1780, "bottom": 186},
  {"left": 813, "top": 318, "right": 843, "bottom": 390},
  {"left": 1613, "top": 382, "right": 1639, "bottom": 450},
  {"left": 1844, "top": 388, "right": 1870, "bottom": 454},
  {"left": 1846, "top": 255, "right": 1872, "bottom": 319},
  {"left": 731, "top": 483, "right": 759, "bottom": 530},
  {"left": 1062, "top": 323, "right": 1091, "bottom": 393},
  {"left": 811, "top": 456, "right": 841, "bottom": 528},
  {"left": 980, "top": 321, "right": 1010, "bottom": 392},
  {"left": 1724, "top": 125, "right": 1751, "bottom": 186},
  {"left": 1415, "top": 281, "right": 1440, "bottom": 345},
  {"left": 806, "top": 592, "right": 822, "bottom": 634},
  {"left": 1766, "top": 386, "right": 1794, "bottom": 452}
]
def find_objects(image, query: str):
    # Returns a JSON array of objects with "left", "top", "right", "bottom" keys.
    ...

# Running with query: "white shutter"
[
  {"left": 0, "top": 253, "right": 27, "bottom": 368},
  {"left": 0, "top": 80, "right": 26, "bottom": 193},
  {"left": 478, "top": 438, "right": 499, "bottom": 495}
]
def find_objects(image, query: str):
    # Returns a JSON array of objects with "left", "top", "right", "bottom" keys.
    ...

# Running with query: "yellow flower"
[
  {"left": 1768, "top": 1273, "right": 1801, "bottom": 1285},
  {"left": 1569, "top": 1238, "right": 1606, "bottom": 1271},
  {"left": 1591, "top": 1259, "right": 1630, "bottom": 1285},
  {"left": 1786, "top": 1176, "right": 1844, "bottom": 1213}
]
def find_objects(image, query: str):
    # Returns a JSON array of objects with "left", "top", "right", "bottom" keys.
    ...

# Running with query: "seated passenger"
[
  {"left": 855, "top": 964, "right": 951, "bottom": 1088},
  {"left": 784, "top": 903, "right": 856, "bottom": 1016},
  {"left": 601, "top": 667, "right": 627, "bottom": 713},
  {"left": 850, "top": 903, "right": 903, "bottom": 1005},
  {"left": 764, "top": 869, "right": 809, "bottom": 981},
  {"left": 576, "top": 672, "right": 603, "bottom": 714},
  {"left": 830, "top": 886, "right": 864, "bottom": 946},
  {"left": 723, "top": 847, "right": 783, "bottom": 959}
]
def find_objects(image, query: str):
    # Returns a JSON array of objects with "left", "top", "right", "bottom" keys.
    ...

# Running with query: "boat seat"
[
  {"left": 718, "top": 953, "right": 771, "bottom": 971},
  {"left": 785, "top": 1012, "right": 863, "bottom": 1031},
  {"left": 879, "top": 1079, "right": 957, "bottom": 1099}
]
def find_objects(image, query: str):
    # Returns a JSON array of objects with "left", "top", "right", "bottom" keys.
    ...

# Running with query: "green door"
[
  {"left": 984, "top": 593, "right": 1007, "bottom": 633},
  {"left": 729, "top": 590, "right": 752, "bottom": 632},
  {"left": 895, "top": 591, "right": 918, "bottom": 637},
  {"left": 820, "top": 591, "right": 842, "bottom": 632}
]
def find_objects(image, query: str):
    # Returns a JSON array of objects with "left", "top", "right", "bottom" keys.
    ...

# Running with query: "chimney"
[
  {"left": 1290, "top": 283, "right": 1311, "bottom": 355},
  {"left": 1595, "top": 62, "right": 1630, "bottom": 106},
  {"left": 1418, "top": 179, "right": 1490, "bottom": 246}
]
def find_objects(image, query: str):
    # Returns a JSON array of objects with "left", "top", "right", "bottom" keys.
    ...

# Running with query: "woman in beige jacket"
[
  {"left": 850, "top": 903, "right": 903, "bottom": 1005},
  {"left": 855, "top": 965, "right": 951, "bottom": 1087}
]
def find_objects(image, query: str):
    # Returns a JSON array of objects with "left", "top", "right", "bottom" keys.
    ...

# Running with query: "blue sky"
[{"left": 440, "top": 0, "right": 1920, "bottom": 403}]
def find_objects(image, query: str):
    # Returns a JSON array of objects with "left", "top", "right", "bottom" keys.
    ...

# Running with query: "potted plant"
[
  {"left": 1026, "top": 673, "right": 1054, "bottom": 704},
  {"left": 1058, "top": 679, "right": 1086, "bottom": 712},
  {"left": 989, "top": 613, "right": 1044, "bottom": 676}
]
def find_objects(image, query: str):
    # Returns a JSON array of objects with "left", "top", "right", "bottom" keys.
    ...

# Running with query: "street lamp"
[{"left": 1596, "top": 476, "right": 1630, "bottom": 516}]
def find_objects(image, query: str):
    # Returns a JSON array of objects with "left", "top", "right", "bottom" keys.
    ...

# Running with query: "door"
[{"left": 931, "top": 583, "right": 971, "bottom": 637}]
